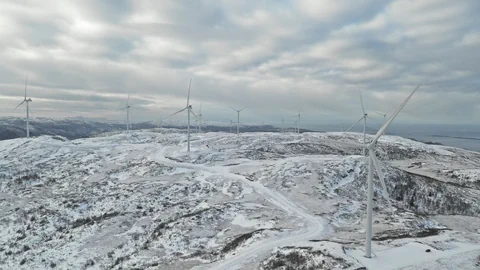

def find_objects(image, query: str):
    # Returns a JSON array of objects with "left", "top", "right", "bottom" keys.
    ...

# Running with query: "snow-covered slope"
[{"left": 0, "top": 131, "right": 479, "bottom": 269}]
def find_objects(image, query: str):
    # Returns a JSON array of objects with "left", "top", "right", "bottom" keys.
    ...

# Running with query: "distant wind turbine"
[
  {"left": 292, "top": 108, "right": 302, "bottom": 133},
  {"left": 375, "top": 109, "right": 392, "bottom": 135},
  {"left": 320, "top": 84, "right": 421, "bottom": 259},
  {"left": 281, "top": 117, "right": 285, "bottom": 133},
  {"left": 171, "top": 79, "right": 196, "bottom": 152},
  {"left": 120, "top": 92, "right": 131, "bottom": 133},
  {"left": 197, "top": 104, "right": 203, "bottom": 133},
  {"left": 231, "top": 108, "right": 244, "bottom": 135},
  {"left": 346, "top": 90, "right": 373, "bottom": 156},
  {"left": 15, "top": 76, "right": 32, "bottom": 138}
]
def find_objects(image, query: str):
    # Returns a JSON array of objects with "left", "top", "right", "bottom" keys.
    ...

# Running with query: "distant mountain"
[
  {"left": 0, "top": 117, "right": 313, "bottom": 141},
  {"left": 0, "top": 117, "right": 156, "bottom": 141}
]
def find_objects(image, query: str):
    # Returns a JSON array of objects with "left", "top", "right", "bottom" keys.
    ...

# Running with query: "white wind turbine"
[
  {"left": 281, "top": 117, "right": 285, "bottom": 133},
  {"left": 171, "top": 79, "right": 196, "bottom": 152},
  {"left": 230, "top": 107, "right": 244, "bottom": 135},
  {"left": 197, "top": 104, "right": 203, "bottom": 133},
  {"left": 15, "top": 76, "right": 32, "bottom": 138},
  {"left": 120, "top": 92, "right": 131, "bottom": 133},
  {"left": 345, "top": 90, "right": 372, "bottom": 156},
  {"left": 375, "top": 109, "right": 392, "bottom": 135},
  {"left": 194, "top": 116, "right": 199, "bottom": 133},
  {"left": 292, "top": 108, "right": 302, "bottom": 133},
  {"left": 320, "top": 84, "right": 420, "bottom": 259}
]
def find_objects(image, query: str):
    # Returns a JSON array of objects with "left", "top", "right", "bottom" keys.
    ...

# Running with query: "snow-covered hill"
[{"left": 0, "top": 131, "right": 479, "bottom": 269}]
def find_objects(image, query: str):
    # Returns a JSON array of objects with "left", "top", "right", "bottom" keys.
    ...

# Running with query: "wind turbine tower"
[
  {"left": 320, "top": 84, "right": 421, "bottom": 258},
  {"left": 120, "top": 93, "right": 131, "bottom": 133},
  {"left": 292, "top": 108, "right": 302, "bottom": 133},
  {"left": 15, "top": 76, "right": 32, "bottom": 138},
  {"left": 231, "top": 108, "right": 244, "bottom": 135},
  {"left": 198, "top": 104, "right": 203, "bottom": 133},
  {"left": 171, "top": 79, "right": 196, "bottom": 152}
]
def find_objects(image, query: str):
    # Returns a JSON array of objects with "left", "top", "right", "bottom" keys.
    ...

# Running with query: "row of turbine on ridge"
[{"left": 13, "top": 74, "right": 421, "bottom": 259}]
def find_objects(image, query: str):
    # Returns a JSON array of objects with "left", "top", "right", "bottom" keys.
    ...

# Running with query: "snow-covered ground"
[{"left": 0, "top": 130, "right": 479, "bottom": 269}]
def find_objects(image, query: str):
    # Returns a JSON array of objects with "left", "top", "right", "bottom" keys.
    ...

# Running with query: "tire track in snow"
[{"left": 156, "top": 145, "right": 327, "bottom": 269}]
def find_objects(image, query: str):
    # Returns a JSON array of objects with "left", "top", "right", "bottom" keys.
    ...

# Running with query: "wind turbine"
[
  {"left": 171, "top": 79, "right": 196, "bottom": 152},
  {"left": 281, "top": 117, "right": 285, "bottom": 133},
  {"left": 197, "top": 104, "right": 203, "bottom": 133},
  {"left": 320, "top": 84, "right": 420, "bottom": 258},
  {"left": 15, "top": 76, "right": 32, "bottom": 138},
  {"left": 346, "top": 90, "right": 372, "bottom": 156},
  {"left": 230, "top": 108, "right": 244, "bottom": 135},
  {"left": 292, "top": 108, "right": 302, "bottom": 133},
  {"left": 120, "top": 92, "right": 131, "bottom": 133},
  {"left": 375, "top": 109, "right": 392, "bottom": 135}
]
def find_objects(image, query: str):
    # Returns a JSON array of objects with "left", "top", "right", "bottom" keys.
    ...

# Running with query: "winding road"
[{"left": 156, "top": 140, "right": 328, "bottom": 269}]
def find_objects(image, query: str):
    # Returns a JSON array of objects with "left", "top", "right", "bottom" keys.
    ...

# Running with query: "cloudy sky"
[{"left": 0, "top": 0, "right": 479, "bottom": 128}]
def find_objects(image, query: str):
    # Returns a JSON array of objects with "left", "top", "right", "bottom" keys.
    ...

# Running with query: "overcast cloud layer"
[{"left": 0, "top": 0, "right": 479, "bottom": 127}]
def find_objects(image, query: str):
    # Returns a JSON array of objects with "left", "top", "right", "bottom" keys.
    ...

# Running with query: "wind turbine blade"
[
  {"left": 171, "top": 107, "right": 187, "bottom": 116},
  {"left": 374, "top": 111, "right": 385, "bottom": 116},
  {"left": 187, "top": 78, "right": 192, "bottom": 106},
  {"left": 199, "top": 104, "right": 202, "bottom": 114},
  {"left": 318, "top": 138, "right": 366, "bottom": 149},
  {"left": 239, "top": 108, "right": 245, "bottom": 112},
  {"left": 15, "top": 100, "right": 26, "bottom": 109},
  {"left": 371, "top": 154, "right": 389, "bottom": 200},
  {"left": 345, "top": 116, "right": 364, "bottom": 132},
  {"left": 371, "top": 154, "right": 393, "bottom": 212},
  {"left": 127, "top": 92, "right": 131, "bottom": 105},
  {"left": 119, "top": 107, "right": 127, "bottom": 110},
  {"left": 359, "top": 90, "right": 365, "bottom": 115},
  {"left": 190, "top": 109, "right": 198, "bottom": 118},
  {"left": 372, "top": 84, "right": 421, "bottom": 144}
]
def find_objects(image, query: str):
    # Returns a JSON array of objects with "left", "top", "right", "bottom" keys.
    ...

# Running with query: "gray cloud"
[{"left": 0, "top": 0, "right": 479, "bottom": 127}]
